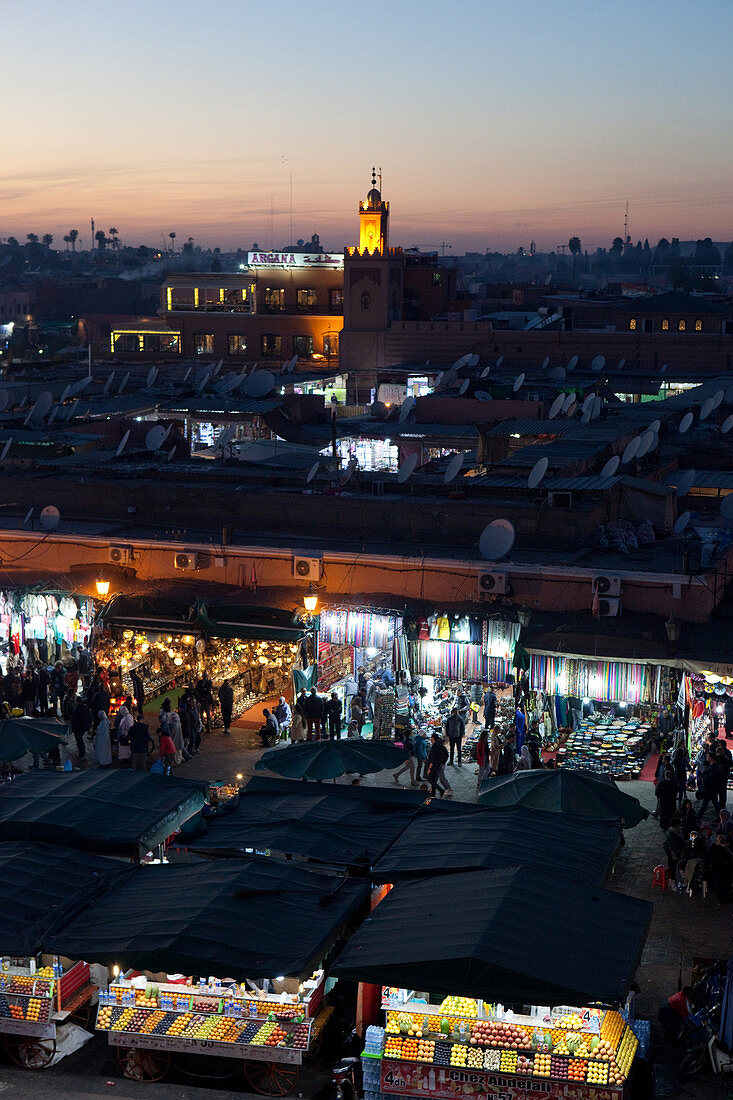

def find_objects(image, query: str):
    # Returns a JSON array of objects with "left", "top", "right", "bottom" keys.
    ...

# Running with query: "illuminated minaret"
[{"left": 358, "top": 166, "right": 389, "bottom": 254}]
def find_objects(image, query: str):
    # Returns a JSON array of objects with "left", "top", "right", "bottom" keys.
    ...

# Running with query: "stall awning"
[
  {"left": 371, "top": 806, "right": 620, "bottom": 885},
  {"left": 180, "top": 777, "right": 427, "bottom": 869},
  {"left": 98, "top": 595, "right": 307, "bottom": 643},
  {"left": 477, "top": 769, "right": 648, "bottom": 827},
  {"left": 0, "top": 771, "right": 208, "bottom": 856},
  {"left": 331, "top": 867, "right": 652, "bottom": 1007},
  {"left": 46, "top": 858, "right": 369, "bottom": 979},
  {"left": 0, "top": 842, "right": 131, "bottom": 956}
]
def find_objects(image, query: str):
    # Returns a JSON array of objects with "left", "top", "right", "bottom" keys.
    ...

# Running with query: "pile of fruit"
[
  {"left": 587, "top": 1060, "right": 608, "bottom": 1085},
  {"left": 0, "top": 996, "right": 11, "bottom": 1018},
  {"left": 484, "top": 1049, "right": 501, "bottom": 1070},
  {"left": 438, "top": 996, "right": 476, "bottom": 1018},
  {"left": 415, "top": 1038, "right": 435, "bottom": 1062},
  {"left": 384, "top": 1035, "right": 403, "bottom": 1059},
  {"left": 290, "top": 1023, "right": 310, "bottom": 1049},
  {"left": 192, "top": 997, "right": 219, "bottom": 1014},
  {"left": 25, "top": 998, "right": 49, "bottom": 1022},
  {"left": 601, "top": 1010, "right": 624, "bottom": 1045},
  {"left": 568, "top": 1057, "right": 587, "bottom": 1081},
  {"left": 533, "top": 1052, "right": 551, "bottom": 1077},
  {"left": 499, "top": 1050, "right": 517, "bottom": 1074},
  {"left": 110, "top": 1008, "right": 136, "bottom": 1032},
  {"left": 470, "top": 1020, "right": 531, "bottom": 1048},
  {"left": 466, "top": 1046, "right": 483, "bottom": 1068},
  {"left": 615, "top": 1027, "right": 637, "bottom": 1077},
  {"left": 555, "top": 1013, "right": 584, "bottom": 1031},
  {"left": 251, "top": 1021, "right": 278, "bottom": 1045},
  {"left": 516, "top": 1054, "right": 534, "bottom": 1076},
  {"left": 10, "top": 1003, "right": 24, "bottom": 1020},
  {"left": 587, "top": 1037, "right": 615, "bottom": 1061},
  {"left": 433, "top": 1041, "right": 451, "bottom": 1066},
  {"left": 135, "top": 984, "right": 159, "bottom": 1008},
  {"left": 551, "top": 1055, "right": 569, "bottom": 1079},
  {"left": 449, "top": 1044, "right": 467, "bottom": 1067},
  {"left": 236, "top": 1021, "right": 262, "bottom": 1044},
  {"left": 400, "top": 1037, "right": 419, "bottom": 1060},
  {"left": 8, "top": 976, "right": 35, "bottom": 994}
]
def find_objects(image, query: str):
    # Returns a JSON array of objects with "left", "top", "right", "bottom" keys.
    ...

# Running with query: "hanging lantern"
[
  {"left": 123, "top": 629, "right": 133, "bottom": 641},
  {"left": 141, "top": 642, "right": 150, "bottom": 653},
  {"left": 168, "top": 649, "right": 176, "bottom": 659},
  {"left": 174, "top": 657, "right": 183, "bottom": 666}
]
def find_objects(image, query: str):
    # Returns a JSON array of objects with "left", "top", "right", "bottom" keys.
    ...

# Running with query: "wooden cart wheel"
[
  {"left": 4, "top": 1033, "right": 57, "bottom": 1069},
  {"left": 244, "top": 1059, "right": 301, "bottom": 1096},
  {"left": 117, "top": 1045, "right": 171, "bottom": 1082}
]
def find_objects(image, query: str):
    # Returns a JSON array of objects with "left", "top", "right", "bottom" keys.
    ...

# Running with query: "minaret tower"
[{"left": 358, "top": 166, "right": 389, "bottom": 254}]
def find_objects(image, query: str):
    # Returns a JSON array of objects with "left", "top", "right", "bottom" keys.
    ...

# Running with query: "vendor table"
[{"left": 0, "top": 960, "right": 96, "bottom": 1069}]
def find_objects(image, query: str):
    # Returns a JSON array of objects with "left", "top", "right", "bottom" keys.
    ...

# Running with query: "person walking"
[
  {"left": 93, "top": 710, "right": 112, "bottom": 767},
  {"left": 304, "top": 688, "right": 324, "bottom": 741},
  {"left": 274, "top": 695, "right": 292, "bottom": 739},
  {"left": 483, "top": 685, "right": 497, "bottom": 729},
  {"left": 290, "top": 700, "right": 307, "bottom": 742},
  {"left": 716, "top": 740, "right": 733, "bottom": 809},
  {"left": 195, "top": 672, "right": 214, "bottom": 734},
  {"left": 349, "top": 694, "right": 364, "bottom": 738},
  {"left": 158, "top": 728, "right": 177, "bottom": 775},
  {"left": 445, "top": 706, "right": 465, "bottom": 767},
  {"left": 426, "top": 732, "right": 452, "bottom": 798},
  {"left": 130, "top": 717, "right": 153, "bottom": 771},
  {"left": 497, "top": 731, "right": 516, "bottom": 775},
  {"left": 21, "top": 669, "right": 37, "bottom": 716},
  {"left": 489, "top": 727, "right": 502, "bottom": 776},
  {"left": 325, "top": 692, "right": 342, "bottom": 740},
  {"left": 672, "top": 742, "right": 691, "bottom": 804},
  {"left": 455, "top": 686, "right": 471, "bottom": 729},
  {"left": 169, "top": 706, "right": 188, "bottom": 764},
  {"left": 130, "top": 667, "right": 145, "bottom": 718},
  {"left": 413, "top": 727, "right": 428, "bottom": 782},
  {"left": 698, "top": 753, "right": 722, "bottom": 817},
  {"left": 655, "top": 767, "right": 678, "bottom": 831},
  {"left": 218, "top": 679, "right": 234, "bottom": 735},
  {"left": 36, "top": 662, "right": 50, "bottom": 716},
  {"left": 393, "top": 730, "right": 416, "bottom": 786},
  {"left": 70, "top": 697, "right": 92, "bottom": 762}
]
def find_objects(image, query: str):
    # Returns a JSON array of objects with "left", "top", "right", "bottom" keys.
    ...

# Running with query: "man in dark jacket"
[
  {"left": 218, "top": 679, "right": 234, "bottom": 735},
  {"left": 698, "top": 753, "right": 722, "bottom": 817},
  {"left": 426, "top": 733, "right": 452, "bottom": 798},
  {"left": 35, "top": 662, "right": 51, "bottom": 716},
  {"left": 195, "top": 673, "right": 214, "bottom": 734},
  {"left": 129, "top": 719, "right": 153, "bottom": 771},
  {"left": 304, "top": 688, "right": 324, "bottom": 741},
  {"left": 130, "top": 668, "right": 145, "bottom": 718},
  {"left": 325, "top": 692, "right": 342, "bottom": 740},
  {"left": 483, "top": 685, "right": 497, "bottom": 729},
  {"left": 716, "top": 741, "right": 732, "bottom": 810},
  {"left": 258, "top": 708, "right": 279, "bottom": 748},
  {"left": 444, "top": 707, "right": 465, "bottom": 766},
  {"left": 497, "top": 732, "right": 516, "bottom": 775},
  {"left": 70, "top": 697, "right": 92, "bottom": 761}
]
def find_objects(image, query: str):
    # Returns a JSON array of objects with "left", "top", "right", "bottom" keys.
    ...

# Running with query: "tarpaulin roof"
[
  {"left": 331, "top": 868, "right": 652, "bottom": 1007},
  {"left": 99, "top": 594, "right": 307, "bottom": 642},
  {"left": 46, "top": 858, "right": 369, "bottom": 979},
  {"left": 181, "top": 779, "right": 427, "bottom": 869},
  {"left": 371, "top": 807, "right": 620, "bottom": 885},
  {"left": 0, "top": 771, "right": 208, "bottom": 856},
  {"left": 478, "top": 769, "right": 648, "bottom": 827},
  {"left": 0, "top": 842, "right": 131, "bottom": 955},
  {"left": 255, "top": 738, "right": 406, "bottom": 781},
  {"left": 0, "top": 718, "right": 70, "bottom": 763}
]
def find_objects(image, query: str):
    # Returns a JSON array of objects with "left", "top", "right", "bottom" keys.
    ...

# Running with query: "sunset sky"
[{"left": 3, "top": 0, "right": 732, "bottom": 254}]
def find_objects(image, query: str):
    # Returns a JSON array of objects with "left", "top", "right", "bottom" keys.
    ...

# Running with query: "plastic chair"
[{"left": 652, "top": 865, "right": 669, "bottom": 891}]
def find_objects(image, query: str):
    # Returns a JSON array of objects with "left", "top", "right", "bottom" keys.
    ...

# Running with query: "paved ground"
[{"left": 2, "top": 723, "right": 732, "bottom": 1097}]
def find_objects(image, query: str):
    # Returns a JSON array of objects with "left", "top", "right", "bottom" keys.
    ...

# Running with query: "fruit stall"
[
  {"left": 364, "top": 995, "right": 639, "bottom": 1099},
  {"left": 95, "top": 970, "right": 329, "bottom": 1092},
  {"left": 0, "top": 958, "right": 98, "bottom": 1069}
]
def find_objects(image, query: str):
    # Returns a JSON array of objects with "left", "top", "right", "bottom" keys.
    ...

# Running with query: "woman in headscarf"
[
  {"left": 115, "top": 703, "right": 133, "bottom": 762},
  {"left": 168, "top": 706, "right": 187, "bottom": 764},
  {"left": 516, "top": 744, "right": 532, "bottom": 770},
  {"left": 94, "top": 709, "right": 112, "bottom": 767},
  {"left": 489, "top": 727, "right": 502, "bottom": 776}
]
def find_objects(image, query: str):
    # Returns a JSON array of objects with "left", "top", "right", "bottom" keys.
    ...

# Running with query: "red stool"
[{"left": 652, "top": 865, "right": 669, "bottom": 891}]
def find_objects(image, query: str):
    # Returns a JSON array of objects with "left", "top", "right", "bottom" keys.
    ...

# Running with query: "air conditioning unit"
[
  {"left": 108, "top": 545, "right": 133, "bottom": 565},
  {"left": 292, "top": 556, "right": 322, "bottom": 581},
  {"left": 598, "top": 596, "right": 621, "bottom": 617},
  {"left": 478, "top": 571, "right": 508, "bottom": 595},
  {"left": 548, "top": 491, "right": 573, "bottom": 508},
  {"left": 592, "top": 574, "right": 622, "bottom": 597},
  {"left": 174, "top": 552, "right": 199, "bottom": 571}
]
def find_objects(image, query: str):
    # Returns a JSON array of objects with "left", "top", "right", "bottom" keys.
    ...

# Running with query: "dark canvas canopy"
[
  {"left": 256, "top": 738, "right": 407, "bottom": 781},
  {"left": 371, "top": 807, "right": 620, "bottom": 885},
  {"left": 478, "top": 769, "right": 648, "bottom": 827},
  {"left": 99, "top": 595, "right": 306, "bottom": 643},
  {"left": 46, "top": 858, "right": 369, "bottom": 979},
  {"left": 0, "top": 771, "right": 207, "bottom": 856},
  {"left": 182, "top": 778, "right": 426, "bottom": 868},
  {"left": 0, "top": 842, "right": 131, "bottom": 955},
  {"left": 331, "top": 867, "right": 652, "bottom": 1007}
]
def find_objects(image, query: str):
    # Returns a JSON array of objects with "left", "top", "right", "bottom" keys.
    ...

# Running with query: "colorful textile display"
[
  {"left": 528, "top": 655, "right": 664, "bottom": 705},
  {"left": 319, "top": 609, "right": 398, "bottom": 649}
]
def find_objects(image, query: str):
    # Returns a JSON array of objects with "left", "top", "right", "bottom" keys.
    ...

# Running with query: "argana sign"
[{"left": 245, "top": 252, "right": 344, "bottom": 269}]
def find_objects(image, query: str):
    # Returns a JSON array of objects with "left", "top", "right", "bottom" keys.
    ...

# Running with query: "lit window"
[
  {"left": 324, "top": 332, "right": 339, "bottom": 358},
  {"left": 261, "top": 333, "right": 282, "bottom": 357},
  {"left": 113, "top": 333, "right": 140, "bottom": 353},
  {"left": 629, "top": 318, "right": 637, "bottom": 331},
  {"left": 678, "top": 319, "right": 686, "bottom": 332},
  {"left": 296, "top": 288, "right": 317, "bottom": 310},
  {"left": 264, "top": 287, "right": 285, "bottom": 312},
  {"left": 329, "top": 288, "right": 343, "bottom": 312},
  {"left": 662, "top": 318, "right": 669, "bottom": 331},
  {"left": 293, "top": 334, "right": 313, "bottom": 357},
  {"left": 228, "top": 335, "right": 247, "bottom": 355},
  {"left": 194, "top": 333, "right": 214, "bottom": 354},
  {"left": 695, "top": 319, "right": 702, "bottom": 332}
]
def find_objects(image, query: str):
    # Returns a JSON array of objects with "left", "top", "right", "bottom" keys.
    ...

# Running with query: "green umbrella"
[
  {"left": 478, "top": 768, "right": 648, "bottom": 827},
  {"left": 255, "top": 738, "right": 407, "bottom": 782},
  {"left": 0, "top": 718, "right": 70, "bottom": 764}
]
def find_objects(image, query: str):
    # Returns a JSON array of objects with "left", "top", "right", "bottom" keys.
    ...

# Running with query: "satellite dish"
[
  {"left": 566, "top": 354, "right": 579, "bottom": 372},
  {"left": 40, "top": 505, "right": 60, "bottom": 532},
  {"left": 679, "top": 412, "right": 694, "bottom": 434},
  {"left": 23, "top": 508, "right": 34, "bottom": 528},
  {"left": 444, "top": 453, "right": 464, "bottom": 484},
  {"left": 617, "top": 358, "right": 626, "bottom": 370},
  {"left": 480, "top": 365, "right": 491, "bottom": 379},
  {"left": 306, "top": 461, "right": 320, "bottom": 484},
  {"left": 495, "top": 355, "right": 504, "bottom": 368},
  {"left": 166, "top": 446, "right": 176, "bottom": 463},
  {"left": 340, "top": 458, "right": 357, "bottom": 486},
  {"left": 513, "top": 372, "right": 525, "bottom": 392},
  {"left": 541, "top": 356, "right": 550, "bottom": 370},
  {"left": 145, "top": 425, "right": 168, "bottom": 451},
  {"left": 601, "top": 455, "right": 620, "bottom": 478},
  {"left": 591, "top": 396, "right": 602, "bottom": 419},
  {"left": 722, "top": 414, "right": 733, "bottom": 435},
  {"left": 459, "top": 379, "right": 470, "bottom": 395},
  {"left": 479, "top": 518, "right": 515, "bottom": 560},
  {"left": 28, "top": 391, "right": 53, "bottom": 424},
  {"left": 215, "top": 426, "right": 236, "bottom": 449},
  {"left": 452, "top": 353, "right": 472, "bottom": 370},
  {"left": 212, "top": 358, "right": 223, "bottom": 377},
  {"left": 46, "top": 406, "right": 59, "bottom": 426},
  {"left": 214, "top": 372, "right": 241, "bottom": 394},
  {"left": 399, "top": 396, "right": 415, "bottom": 422},
  {"left": 243, "top": 371, "right": 275, "bottom": 398},
  {"left": 581, "top": 407, "right": 592, "bottom": 424},
  {"left": 674, "top": 511, "right": 691, "bottom": 535},
  {"left": 118, "top": 372, "right": 130, "bottom": 394},
  {"left": 676, "top": 469, "right": 695, "bottom": 497},
  {"left": 700, "top": 396, "right": 715, "bottom": 421},
  {"left": 646, "top": 432, "right": 659, "bottom": 453},
  {"left": 713, "top": 389, "right": 725, "bottom": 410},
  {"left": 197, "top": 370, "right": 212, "bottom": 393},
  {"left": 591, "top": 355, "right": 606, "bottom": 372},
  {"left": 527, "top": 457, "right": 549, "bottom": 489},
  {"left": 181, "top": 367, "right": 192, "bottom": 383},
  {"left": 548, "top": 367, "right": 566, "bottom": 382},
  {"left": 722, "top": 495, "right": 733, "bottom": 520},
  {"left": 103, "top": 372, "right": 116, "bottom": 395},
  {"left": 582, "top": 394, "right": 595, "bottom": 414},
  {"left": 467, "top": 353, "right": 480, "bottom": 367},
  {"left": 434, "top": 372, "right": 444, "bottom": 390},
  {"left": 0, "top": 438, "right": 13, "bottom": 460},
  {"left": 548, "top": 394, "right": 564, "bottom": 420},
  {"left": 660, "top": 363, "right": 667, "bottom": 374},
  {"left": 622, "top": 436, "right": 641, "bottom": 464},
  {"left": 59, "top": 385, "right": 70, "bottom": 403},
  {"left": 647, "top": 418, "right": 661, "bottom": 434},
  {"left": 725, "top": 386, "right": 733, "bottom": 405},
  {"left": 65, "top": 400, "right": 79, "bottom": 420},
  {"left": 397, "top": 454, "right": 418, "bottom": 483},
  {"left": 68, "top": 376, "right": 91, "bottom": 397},
  {"left": 146, "top": 367, "right": 159, "bottom": 389},
  {"left": 636, "top": 429, "right": 655, "bottom": 458},
  {"left": 562, "top": 393, "right": 576, "bottom": 414},
  {"left": 474, "top": 391, "right": 492, "bottom": 402},
  {"left": 18, "top": 397, "right": 26, "bottom": 410},
  {"left": 115, "top": 429, "right": 130, "bottom": 457}
]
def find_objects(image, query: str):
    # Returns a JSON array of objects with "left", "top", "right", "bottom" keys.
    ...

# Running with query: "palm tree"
[
  {"left": 27, "top": 233, "right": 39, "bottom": 244},
  {"left": 42, "top": 234, "right": 53, "bottom": 247},
  {"left": 109, "top": 227, "right": 119, "bottom": 250},
  {"left": 7, "top": 237, "right": 19, "bottom": 248},
  {"left": 69, "top": 229, "right": 79, "bottom": 253},
  {"left": 168, "top": 231, "right": 176, "bottom": 253},
  {"left": 568, "top": 236, "right": 582, "bottom": 281},
  {"left": 63, "top": 234, "right": 72, "bottom": 251},
  {"left": 94, "top": 229, "right": 107, "bottom": 251}
]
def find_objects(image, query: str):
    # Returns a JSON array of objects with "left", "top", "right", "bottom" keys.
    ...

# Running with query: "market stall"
[
  {"left": 332, "top": 867, "right": 652, "bottom": 1100},
  {"left": 0, "top": 589, "right": 93, "bottom": 676},
  {"left": 476, "top": 769, "right": 648, "bottom": 828},
  {"left": 318, "top": 609, "right": 403, "bottom": 736},
  {"left": 45, "top": 858, "right": 370, "bottom": 1092},
  {"left": 94, "top": 596, "right": 305, "bottom": 723},
  {"left": 0, "top": 770, "right": 208, "bottom": 858},
  {"left": 0, "top": 841, "right": 128, "bottom": 1069}
]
